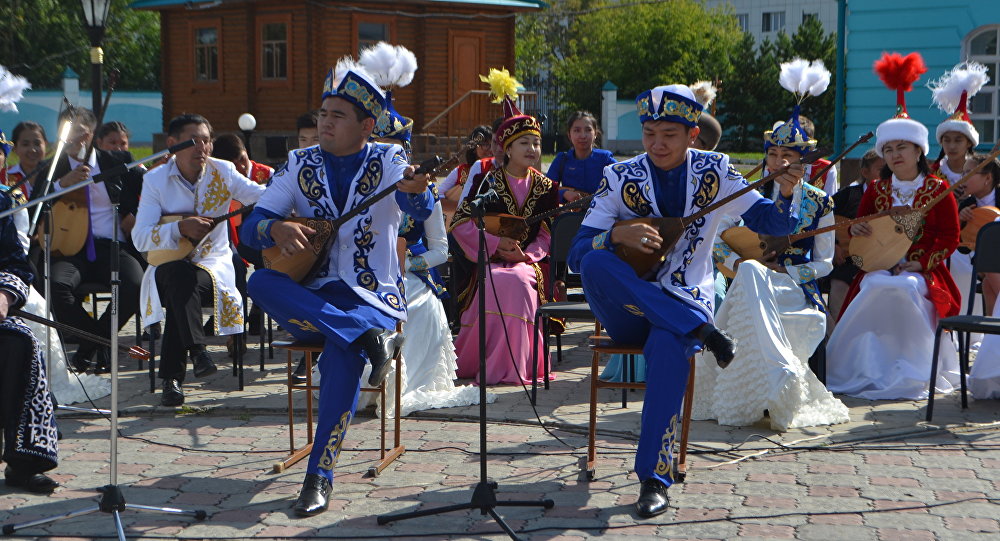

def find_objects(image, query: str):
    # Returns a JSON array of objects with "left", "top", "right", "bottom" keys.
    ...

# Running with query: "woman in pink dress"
[{"left": 449, "top": 69, "right": 559, "bottom": 385}]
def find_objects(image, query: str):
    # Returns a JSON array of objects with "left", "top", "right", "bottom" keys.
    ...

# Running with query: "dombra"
[
  {"left": 145, "top": 204, "right": 256, "bottom": 266},
  {"left": 482, "top": 193, "right": 595, "bottom": 243},
  {"left": 959, "top": 205, "right": 1000, "bottom": 253}
]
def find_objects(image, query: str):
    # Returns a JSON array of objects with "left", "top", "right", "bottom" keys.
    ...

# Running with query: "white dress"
[
  {"left": 352, "top": 204, "right": 489, "bottom": 416},
  {"left": 3, "top": 185, "right": 111, "bottom": 405},
  {"left": 969, "top": 300, "right": 1000, "bottom": 399},
  {"left": 826, "top": 175, "right": 959, "bottom": 400},
  {"left": 695, "top": 184, "right": 849, "bottom": 430}
]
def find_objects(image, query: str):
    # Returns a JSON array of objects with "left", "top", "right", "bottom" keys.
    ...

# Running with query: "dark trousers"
[
  {"left": 50, "top": 238, "right": 143, "bottom": 356},
  {"left": 155, "top": 260, "right": 214, "bottom": 382},
  {"left": 0, "top": 332, "right": 55, "bottom": 474}
]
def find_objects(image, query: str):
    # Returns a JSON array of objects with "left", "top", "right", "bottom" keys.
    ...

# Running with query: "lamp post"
[
  {"left": 238, "top": 113, "right": 257, "bottom": 160},
  {"left": 81, "top": 0, "right": 112, "bottom": 117}
]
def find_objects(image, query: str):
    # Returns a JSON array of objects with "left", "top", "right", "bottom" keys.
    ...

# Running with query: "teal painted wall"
[
  {"left": 844, "top": 0, "right": 1000, "bottom": 158},
  {"left": 0, "top": 90, "right": 162, "bottom": 145}
]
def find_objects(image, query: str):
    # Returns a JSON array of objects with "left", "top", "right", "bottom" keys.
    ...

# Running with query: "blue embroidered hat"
[
  {"left": 635, "top": 84, "right": 702, "bottom": 127},
  {"left": 321, "top": 59, "right": 387, "bottom": 121},
  {"left": 373, "top": 91, "right": 414, "bottom": 142},
  {"left": 764, "top": 104, "right": 817, "bottom": 154},
  {"left": 0, "top": 128, "right": 11, "bottom": 156},
  {"left": 764, "top": 58, "right": 831, "bottom": 154}
]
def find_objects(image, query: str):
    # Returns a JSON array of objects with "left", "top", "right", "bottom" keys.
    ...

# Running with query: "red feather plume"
[{"left": 873, "top": 52, "right": 927, "bottom": 92}]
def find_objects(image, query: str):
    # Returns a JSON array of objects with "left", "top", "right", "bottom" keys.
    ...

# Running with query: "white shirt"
[{"left": 54, "top": 152, "right": 116, "bottom": 240}]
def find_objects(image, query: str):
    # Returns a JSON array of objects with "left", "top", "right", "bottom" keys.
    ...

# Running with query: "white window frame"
[{"left": 963, "top": 25, "right": 1000, "bottom": 146}]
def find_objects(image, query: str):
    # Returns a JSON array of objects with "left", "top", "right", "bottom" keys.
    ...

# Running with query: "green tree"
[
  {"left": 718, "top": 17, "right": 837, "bottom": 151},
  {"left": 0, "top": 0, "right": 159, "bottom": 90},
  {"left": 553, "top": 0, "right": 742, "bottom": 119}
]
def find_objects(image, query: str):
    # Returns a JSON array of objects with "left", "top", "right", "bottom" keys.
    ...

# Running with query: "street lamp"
[
  {"left": 80, "top": 0, "right": 112, "bottom": 117},
  {"left": 238, "top": 113, "right": 257, "bottom": 159}
]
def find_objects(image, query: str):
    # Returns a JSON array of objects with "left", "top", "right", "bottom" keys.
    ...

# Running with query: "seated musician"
[
  {"left": 240, "top": 62, "right": 434, "bottom": 517},
  {"left": 545, "top": 110, "right": 615, "bottom": 203},
  {"left": 131, "top": 114, "right": 266, "bottom": 407},
  {"left": 449, "top": 68, "right": 559, "bottom": 386},
  {"left": 701, "top": 104, "right": 848, "bottom": 431},
  {"left": 567, "top": 83, "right": 802, "bottom": 518},
  {"left": 48, "top": 107, "right": 144, "bottom": 374},
  {"left": 826, "top": 149, "right": 884, "bottom": 327},
  {"left": 0, "top": 192, "right": 59, "bottom": 494},
  {"left": 827, "top": 52, "right": 961, "bottom": 400},
  {"left": 960, "top": 155, "right": 1000, "bottom": 399}
]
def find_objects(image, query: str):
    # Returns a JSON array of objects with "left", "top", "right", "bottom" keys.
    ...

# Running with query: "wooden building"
[{"left": 130, "top": 0, "right": 543, "bottom": 158}]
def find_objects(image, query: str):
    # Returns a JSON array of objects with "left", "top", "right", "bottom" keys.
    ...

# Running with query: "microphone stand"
[
  {"left": 377, "top": 188, "right": 554, "bottom": 540},
  {"left": 2, "top": 146, "right": 207, "bottom": 539}
]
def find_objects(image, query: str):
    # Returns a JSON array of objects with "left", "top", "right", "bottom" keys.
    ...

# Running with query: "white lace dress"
[{"left": 693, "top": 261, "right": 849, "bottom": 430}]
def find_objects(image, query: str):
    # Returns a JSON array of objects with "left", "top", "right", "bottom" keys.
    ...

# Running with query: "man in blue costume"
[
  {"left": 568, "top": 84, "right": 803, "bottom": 518},
  {"left": 241, "top": 63, "right": 434, "bottom": 517}
]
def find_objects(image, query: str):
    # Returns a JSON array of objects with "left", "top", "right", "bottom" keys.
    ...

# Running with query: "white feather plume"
[
  {"left": 0, "top": 65, "right": 31, "bottom": 113},
  {"left": 779, "top": 58, "right": 831, "bottom": 103},
  {"left": 690, "top": 80, "right": 717, "bottom": 108},
  {"left": 928, "top": 61, "right": 990, "bottom": 114},
  {"left": 359, "top": 42, "right": 418, "bottom": 89},
  {"left": 332, "top": 55, "right": 369, "bottom": 87}
]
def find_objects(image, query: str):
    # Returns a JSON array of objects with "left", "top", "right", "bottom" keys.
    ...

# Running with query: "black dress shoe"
[
  {"left": 293, "top": 473, "right": 332, "bottom": 517},
  {"left": 357, "top": 328, "right": 403, "bottom": 387},
  {"left": 697, "top": 324, "right": 737, "bottom": 368},
  {"left": 635, "top": 478, "right": 669, "bottom": 518},
  {"left": 161, "top": 379, "right": 185, "bottom": 407},
  {"left": 191, "top": 349, "right": 218, "bottom": 378},
  {"left": 291, "top": 356, "right": 308, "bottom": 385},
  {"left": 69, "top": 349, "right": 94, "bottom": 373},
  {"left": 5, "top": 467, "right": 59, "bottom": 494},
  {"left": 92, "top": 347, "right": 111, "bottom": 374}
]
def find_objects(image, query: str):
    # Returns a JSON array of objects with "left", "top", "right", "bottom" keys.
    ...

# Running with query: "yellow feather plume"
[{"left": 479, "top": 67, "right": 520, "bottom": 104}]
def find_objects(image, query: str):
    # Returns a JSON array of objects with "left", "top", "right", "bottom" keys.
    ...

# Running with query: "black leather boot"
[
  {"left": 356, "top": 328, "right": 404, "bottom": 386},
  {"left": 293, "top": 473, "right": 332, "bottom": 517},
  {"left": 191, "top": 347, "right": 218, "bottom": 378},
  {"left": 635, "top": 478, "right": 669, "bottom": 518},
  {"left": 161, "top": 379, "right": 184, "bottom": 407},
  {"left": 4, "top": 466, "right": 59, "bottom": 494},
  {"left": 696, "top": 324, "right": 738, "bottom": 368}
]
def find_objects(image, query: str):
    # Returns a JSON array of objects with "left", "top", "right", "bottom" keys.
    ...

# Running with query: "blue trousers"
[
  {"left": 248, "top": 270, "right": 397, "bottom": 482},
  {"left": 580, "top": 250, "right": 708, "bottom": 488}
]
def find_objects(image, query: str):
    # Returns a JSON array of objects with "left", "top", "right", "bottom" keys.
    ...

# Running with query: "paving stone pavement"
[{"left": 2, "top": 319, "right": 999, "bottom": 539}]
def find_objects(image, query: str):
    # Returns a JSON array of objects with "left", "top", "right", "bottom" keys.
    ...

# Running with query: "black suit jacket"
[{"left": 47, "top": 148, "right": 144, "bottom": 218}]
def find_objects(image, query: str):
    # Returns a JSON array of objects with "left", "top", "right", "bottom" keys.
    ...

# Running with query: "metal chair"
[
  {"left": 926, "top": 222, "right": 1000, "bottom": 421},
  {"left": 531, "top": 212, "right": 594, "bottom": 404},
  {"left": 79, "top": 282, "right": 143, "bottom": 369}
]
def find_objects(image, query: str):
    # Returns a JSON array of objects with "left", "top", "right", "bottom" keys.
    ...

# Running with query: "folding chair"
[
  {"left": 585, "top": 322, "right": 695, "bottom": 483},
  {"left": 926, "top": 222, "right": 1000, "bottom": 421},
  {"left": 531, "top": 212, "right": 594, "bottom": 404}
]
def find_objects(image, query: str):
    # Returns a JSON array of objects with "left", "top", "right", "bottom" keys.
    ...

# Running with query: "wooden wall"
[{"left": 157, "top": 0, "right": 523, "bottom": 139}]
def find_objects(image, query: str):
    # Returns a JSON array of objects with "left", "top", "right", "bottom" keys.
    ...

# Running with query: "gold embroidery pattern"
[
  {"left": 257, "top": 219, "right": 274, "bottom": 241},
  {"left": 151, "top": 225, "right": 161, "bottom": 246},
  {"left": 318, "top": 410, "right": 353, "bottom": 471},
  {"left": 908, "top": 248, "right": 926, "bottom": 263},
  {"left": 622, "top": 180, "right": 652, "bottom": 216},
  {"left": 638, "top": 97, "right": 700, "bottom": 124},
  {"left": 592, "top": 231, "right": 611, "bottom": 250},
  {"left": 342, "top": 79, "right": 385, "bottom": 120},
  {"left": 356, "top": 158, "right": 382, "bottom": 198},
  {"left": 927, "top": 248, "right": 949, "bottom": 271},
  {"left": 654, "top": 414, "right": 679, "bottom": 481},
  {"left": 145, "top": 297, "right": 153, "bottom": 317},
  {"left": 623, "top": 304, "right": 644, "bottom": 317},
  {"left": 191, "top": 238, "right": 213, "bottom": 260},
  {"left": 200, "top": 168, "right": 230, "bottom": 213},
  {"left": 288, "top": 318, "right": 320, "bottom": 333},
  {"left": 219, "top": 293, "right": 243, "bottom": 328},
  {"left": 692, "top": 170, "right": 719, "bottom": 208},
  {"left": 873, "top": 180, "right": 892, "bottom": 211}
]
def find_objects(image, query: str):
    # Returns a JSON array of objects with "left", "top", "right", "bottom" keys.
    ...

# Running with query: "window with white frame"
[
  {"left": 965, "top": 26, "right": 1000, "bottom": 146},
  {"left": 736, "top": 13, "right": 749, "bottom": 33},
  {"left": 762, "top": 11, "right": 785, "bottom": 33}
]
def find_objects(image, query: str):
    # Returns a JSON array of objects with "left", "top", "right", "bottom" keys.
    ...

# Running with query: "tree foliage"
[
  {"left": 0, "top": 0, "right": 160, "bottom": 90},
  {"left": 516, "top": 3, "right": 838, "bottom": 152},
  {"left": 720, "top": 17, "right": 837, "bottom": 151}
]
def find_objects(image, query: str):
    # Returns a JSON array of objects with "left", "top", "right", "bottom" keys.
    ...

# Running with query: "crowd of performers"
[{"left": 1, "top": 47, "right": 999, "bottom": 519}]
